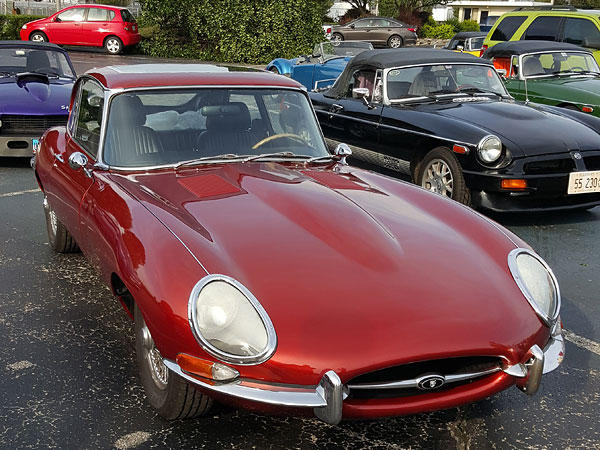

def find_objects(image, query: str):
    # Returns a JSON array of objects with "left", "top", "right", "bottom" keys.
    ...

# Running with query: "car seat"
[
  {"left": 26, "top": 51, "right": 50, "bottom": 72},
  {"left": 523, "top": 57, "right": 544, "bottom": 76},
  {"left": 197, "top": 102, "right": 258, "bottom": 156}
]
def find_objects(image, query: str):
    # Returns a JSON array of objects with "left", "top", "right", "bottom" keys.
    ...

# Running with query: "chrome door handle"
[
  {"left": 330, "top": 104, "right": 344, "bottom": 113},
  {"left": 53, "top": 152, "right": 64, "bottom": 163}
]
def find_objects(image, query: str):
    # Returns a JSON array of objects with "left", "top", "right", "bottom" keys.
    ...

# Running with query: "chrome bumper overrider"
[{"left": 164, "top": 328, "right": 564, "bottom": 425}]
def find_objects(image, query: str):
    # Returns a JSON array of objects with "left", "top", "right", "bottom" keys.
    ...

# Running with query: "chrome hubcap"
[
  {"left": 390, "top": 37, "right": 401, "bottom": 48},
  {"left": 44, "top": 198, "right": 58, "bottom": 236},
  {"left": 141, "top": 322, "right": 169, "bottom": 390},
  {"left": 32, "top": 34, "right": 45, "bottom": 42},
  {"left": 107, "top": 39, "right": 120, "bottom": 53},
  {"left": 332, "top": 34, "right": 342, "bottom": 41},
  {"left": 422, "top": 159, "right": 453, "bottom": 197}
]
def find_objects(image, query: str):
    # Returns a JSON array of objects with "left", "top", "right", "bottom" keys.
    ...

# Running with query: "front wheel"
[
  {"left": 415, "top": 147, "right": 471, "bottom": 205},
  {"left": 269, "top": 66, "right": 280, "bottom": 74},
  {"left": 104, "top": 36, "right": 123, "bottom": 55},
  {"left": 331, "top": 32, "right": 344, "bottom": 42},
  {"left": 43, "top": 196, "right": 79, "bottom": 253},
  {"left": 29, "top": 31, "right": 47, "bottom": 43},
  {"left": 388, "top": 34, "right": 403, "bottom": 48},
  {"left": 135, "top": 304, "right": 212, "bottom": 419}
]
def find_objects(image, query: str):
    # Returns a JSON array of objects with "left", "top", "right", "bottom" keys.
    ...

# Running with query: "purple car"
[{"left": 0, "top": 41, "right": 75, "bottom": 158}]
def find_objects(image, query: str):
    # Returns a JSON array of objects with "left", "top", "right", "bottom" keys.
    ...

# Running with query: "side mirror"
[
  {"left": 334, "top": 143, "right": 352, "bottom": 164},
  {"left": 54, "top": 16, "right": 61, "bottom": 22},
  {"left": 456, "top": 45, "right": 464, "bottom": 52},
  {"left": 350, "top": 24, "right": 355, "bottom": 29},
  {"left": 68, "top": 152, "right": 92, "bottom": 178},
  {"left": 496, "top": 68, "right": 507, "bottom": 80},
  {"left": 352, "top": 87, "right": 370, "bottom": 99}
]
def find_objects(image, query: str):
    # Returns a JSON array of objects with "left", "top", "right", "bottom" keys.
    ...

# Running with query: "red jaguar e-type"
[{"left": 32, "top": 64, "right": 564, "bottom": 424}]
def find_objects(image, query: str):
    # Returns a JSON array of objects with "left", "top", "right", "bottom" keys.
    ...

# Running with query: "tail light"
[
  {"left": 326, "top": 27, "right": 332, "bottom": 34},
  {"left": 408, "top": 28, "right": 416, "bottom": 32},
  {"left": 480, "top": 45, "right": 488, "bottom": 57}
]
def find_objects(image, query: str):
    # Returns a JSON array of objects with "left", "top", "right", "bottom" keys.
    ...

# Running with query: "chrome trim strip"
[
  {"left": 164, "top": 361, "right": 345, "bottom": 424},
  {"left": 542, "top": 321, "right": 565, "bottom": 374},
  {"left": 507, "top": 248, "right": 561, "bottom": 326},
  {"left": 188, "top": 274, "right": 277, "bottom": 366},
  {"left": 348, "top": 367, "right": 501, "bottom": 390}
]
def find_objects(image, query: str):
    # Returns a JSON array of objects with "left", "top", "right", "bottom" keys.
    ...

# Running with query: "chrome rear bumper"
[{"left": 164, "top": 327, "right": 564, "bottom": 425}]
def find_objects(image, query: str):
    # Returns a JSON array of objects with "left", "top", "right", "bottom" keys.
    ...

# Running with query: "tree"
[
  {"left": 345, "top": 0, "right": 371, "bottom": 15},
  {"left": 379, "top": 0, "right": 451, "bottom": 16}
]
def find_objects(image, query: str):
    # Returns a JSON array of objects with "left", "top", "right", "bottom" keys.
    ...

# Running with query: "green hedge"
[
  {"left": 138, "top": 0, "right": 329, "bottom": 63},
  {"left": 0, "top": 15, "right": 44, "bottom": 40},
  {"left": 420, "top": 17, "right": 480, "bottom": 38}
]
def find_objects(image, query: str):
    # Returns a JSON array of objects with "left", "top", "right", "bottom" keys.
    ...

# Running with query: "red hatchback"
[{"left": 20, "top": 5, "right": 140, "bottom": 55}]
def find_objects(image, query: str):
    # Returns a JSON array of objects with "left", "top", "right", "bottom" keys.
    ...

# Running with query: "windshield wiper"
[
  {"left": 458, "top": 87, "right": 501, "bottom": 97},
  {"left": 555, "top": 70, "right": 599, "bottom": 77},
  {"left": 242, "top": 151, "right": 301, "bottom": 162},
  {"left": 0, "top": 71, "right": 15, "bottom": 78},
  {"left": 175, "top": 154, "right": 248, "bottom": 168},
  {"left": 305, "top": 154, "right": 336, "bottom": 164}
]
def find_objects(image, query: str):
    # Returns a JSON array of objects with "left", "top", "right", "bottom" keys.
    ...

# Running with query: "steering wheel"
[
  {"left": 252, "top": 133, "right": 306, "bottom": 150},
  {"left": 568, "top": 66, "right": 585, "bottom": 72}
]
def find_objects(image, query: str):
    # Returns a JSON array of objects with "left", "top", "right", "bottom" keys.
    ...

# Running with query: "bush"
[
  {"left": 420, "top": 23, "right": 455, "bottom": 39},
  {"left": 458, "top": 20, "right": 480, "bottom": 32},
  {"left": 139, "top": 0, "right": 328, "bottom": 64},
  {"left": 0, "top": 15, "right": 44, "bottom": 40}
]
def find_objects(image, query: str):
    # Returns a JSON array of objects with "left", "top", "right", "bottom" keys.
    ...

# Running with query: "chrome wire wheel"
[
  {"left": 140, "top": 321, "right": 169, "bottom": 390},
  {"left": 44, "top": 197, "right": 58, "bottom": 237},
  {"left": 421, "top": 158, "right": 454, "bottom": 197}
]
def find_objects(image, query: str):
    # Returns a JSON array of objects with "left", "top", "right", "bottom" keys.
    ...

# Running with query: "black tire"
[
  {"left": 104, "top": 36, "right": 123, "bottom": 55},
  {"left": 43, "top": 196, "right": 79, "bottom": 253},
  {"left": 135, "top": 304, "right": 212, "bottom": 420},
  {"left": 29, "top": 31, "right": 47, "bottom": 43},
  {"left": 387, "top": 34, "right": 403, "bottom": 48},
  {"left": 414, "top": 147, "right": 471, "bottom": 206},
  {"left": 331, "top": 32, "right": 344, "bottom": 42},
  {"left": 269, "top": 66, "right": 280, "bottom": 74}
]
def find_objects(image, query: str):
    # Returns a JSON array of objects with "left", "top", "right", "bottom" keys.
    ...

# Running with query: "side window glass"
[
  {"left": 74, "top": 80, "right": 104, "bottom": 158},
  {"left": 524, "top": 16, "right": 561, "bottom": 41},
  {"left": 346, "top": 68, "right": 376, "bottom": 99},
  {"left": 563, "top": 18, "right": 600, "bottom": 46},
  {"left": 67, "top": 83, "right": 82, "bottom": 136},
  {"left": 57, "top": 8, "right": 85, "bottom": 22},
  {"left": 490, "top": 16, "right": 527, "bottom": 41},
  {"left": 87, "top": 8, "right": 109, "bottom": 22},
  {"left": 354, "top": 19, "right": 368, "bottom": 28}
]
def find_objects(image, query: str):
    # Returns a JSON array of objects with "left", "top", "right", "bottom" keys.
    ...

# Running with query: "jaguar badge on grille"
[{"left": 416, "top": 374, "right": 446, "bottom": 390}]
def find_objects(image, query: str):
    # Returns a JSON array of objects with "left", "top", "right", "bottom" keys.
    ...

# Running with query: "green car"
[{"left": 483, "top": 40, "right": 600, "bottom": 116}]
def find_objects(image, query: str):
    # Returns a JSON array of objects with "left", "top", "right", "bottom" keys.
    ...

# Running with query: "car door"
[
  {"left": 369, "top": 19, "right": 392, "bottom": 45},
  {"left": 45, "top": 79, "right": 103, "bottom": 247},
  {"left": 312, "top": 67, "right": 382, "bottom": 152},
  {"left": 345, "top": 19, "right": 371, "bottom": 41},
  {"left": 47, "top": 7, "right": 85, "bottom": 45},
  {"left": 82, "top": 7, "right": 115, "bottom": 46}
]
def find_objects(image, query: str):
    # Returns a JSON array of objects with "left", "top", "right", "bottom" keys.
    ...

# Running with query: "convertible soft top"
[
  {"left": 483, "top": 41, "right": 590, "bottom": 58},
  {"left": 326, "top": 48, "right": 492, "bottom": 98},
  {"left": 0, "top": 40, "right": 66, "bottom": 52}
]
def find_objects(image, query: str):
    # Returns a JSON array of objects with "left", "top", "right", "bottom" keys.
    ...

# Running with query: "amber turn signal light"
[
  {"left": 176, "top": 353, "right": 239, "bottom": 381},
  {"left": 582, "top": 106, "right": 594, "bottom": 113},
  {"left": 453, "top": 144, "right": 469, "bottom": 154},
  {"left": 501, "top": 179, "right": 527, "bottom": 190}
]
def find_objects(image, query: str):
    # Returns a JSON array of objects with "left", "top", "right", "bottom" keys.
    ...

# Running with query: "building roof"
[
  {"left": 483, "top": 40, "right": 590, "bottom": 58},
  {"left": 84, "top": 64, "right": 303, "bottom": 90}
]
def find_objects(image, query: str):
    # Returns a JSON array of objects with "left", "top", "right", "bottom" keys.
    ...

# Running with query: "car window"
[
  {"left": 469, "top": 37, "right": 485, "bottom": 50},
  {"left": 74, "top": 80, "right": 104, "bottom": 158},
  {"left": 563, "top": 18, "right": 600, "bottom": 46},
  {"left": 344, "top": 68, "right": 377, "bottom": 99},
  {"left": 57, "top": 8, "right": 85, "bottom": 22},
  {"left": 353, "top": 19, "right": 370, "bottom": 27},
  {"left": 120, "top": 9, "right": 136, "bottom": 23},
  {"left": 87, "top": 8, "right": 113, "bottom": 22},
  {"left": 490, "top": 16, "right": 527, "bottom": 41},
  {"left": 524, "top": 16, "right": 561, "bottom": 41}
]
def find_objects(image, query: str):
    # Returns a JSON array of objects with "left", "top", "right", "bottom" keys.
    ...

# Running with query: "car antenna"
[{"left": 524, "top": 75, "right": 530, "bottom": 104}]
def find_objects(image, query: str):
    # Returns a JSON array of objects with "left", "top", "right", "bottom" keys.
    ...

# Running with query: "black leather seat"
[
  {"left": 104, "top": 95, "right": 164, "bottom": 166},
  {"left": 26, "top": 51, "right": 50, "bottom": 72},
  {"left": 197, "top": 102, "right": 261, "bottom": 156}
]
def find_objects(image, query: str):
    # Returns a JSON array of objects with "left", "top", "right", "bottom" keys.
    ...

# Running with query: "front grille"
[
  {"left": 523, "top": 158, "right": 575, "bottom": 175},
  {"left": 347, "top": 356, "right": 502, "bottom": 400},
  {"left": 0, "top": 115, "right": 67, "bottom": 134},
  {"left": 584, "top": 155, "right": 600, "bottom": 171}
]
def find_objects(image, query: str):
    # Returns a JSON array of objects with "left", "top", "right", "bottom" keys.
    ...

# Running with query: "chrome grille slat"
[{"left": 0, "top": 115, "right": 67, "bottom": 134}]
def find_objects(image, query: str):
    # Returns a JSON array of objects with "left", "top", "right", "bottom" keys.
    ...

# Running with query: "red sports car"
[
  {"left": 20, "top": 5, "right": 140, "bottom": 55},
  {"left": 32, "top": 64, "right": 564, "bottom": 424}
]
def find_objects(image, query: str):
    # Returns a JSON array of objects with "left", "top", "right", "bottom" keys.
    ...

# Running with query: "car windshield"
[
  {"left": 316, "top": 41, "right": 373, "bottom": 60},
  {"left": 521, "top": 52, "right": 600, "bottom": 78},
  {"left": 386, "top": 64, "right": 507, "bottom": 101},
  {"left": 469, "top": 37, "right": 485, "bottom": 51},
  {"left": 0, "top": 47, "right": 75, "bottom": 78},
  {"left": 102, "top": 88, "right": 329, "bottom": 168}
]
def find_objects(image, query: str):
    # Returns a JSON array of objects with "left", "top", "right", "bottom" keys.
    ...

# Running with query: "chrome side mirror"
[
  {"left": 352, "top": 87, "right": 370, "bottom": 99},
  {"left": 68, "top": 152, "right": 92, "bottom": 178},
  {"left": 456, "top": 45, "right": 464, "bottom": 52},
  {"left": 496, "top": 68, "right": 507, "bottom": 80},
  {"left": 334, "top": 143, "right": 352, "bottom": 164}
]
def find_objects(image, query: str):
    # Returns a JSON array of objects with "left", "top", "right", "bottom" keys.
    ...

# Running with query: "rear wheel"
[
  {"left": 331, "top": 32, "right": 344, "bottom": 42},
  {"left": 43, "top": 196, "right": 79, "bottom": 253},
  {"left": 29, "top": 31, "right": 47, "bottom": 43},
  {"left": 415, "top": 147, "right": 471, "bottom": 206},
  {"left": 104, "top": 36, "right": 123, "bottom": 55},
  {"left": 388, "top": 34, "right": 403, "bottom": 48},
  {"left": 269, "top": 66, "right": 280, "bottom": 74},
  {"left": 135, "top": 304, "right": 212, "bottom": 419}
]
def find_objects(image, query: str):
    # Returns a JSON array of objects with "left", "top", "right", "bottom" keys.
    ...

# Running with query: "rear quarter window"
[
  {"left": 563, "top": 17, "right": 600, "bottom": 46},
  {"left": 120, "top": 9, "right": 136, "bottom": 23},
  {"left": 490, "top": 16, "right": 527, "bottom": 41},
  {"left": 524, "top": 16, "right": 562, "bottom": 41}
]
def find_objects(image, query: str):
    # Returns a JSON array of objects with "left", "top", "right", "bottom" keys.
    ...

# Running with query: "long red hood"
[{"left": 111, "top": 162, "right": 545, "bottom": 384}]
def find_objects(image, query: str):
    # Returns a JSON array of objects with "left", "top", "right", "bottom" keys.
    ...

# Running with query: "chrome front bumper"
[{"left": 164, "top": 327, "right": 564, "bottom": 425}]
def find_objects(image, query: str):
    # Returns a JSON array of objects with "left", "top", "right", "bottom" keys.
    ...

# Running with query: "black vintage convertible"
[{"left": 309, "top": 48, "right": 600, "bottom": 211}]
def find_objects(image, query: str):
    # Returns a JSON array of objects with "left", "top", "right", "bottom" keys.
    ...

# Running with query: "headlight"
[
  {"left": 22, "top": 24, "right": 27, "bottom": 30},
  {"left": 477, "top": 135, "right": 502, "bottom": 164},
  {"left": 188, "top": 274, "right": 276, "bottom": 365},
  {"left": 508, "top": 249, "right": 560, "bottom": 326}
]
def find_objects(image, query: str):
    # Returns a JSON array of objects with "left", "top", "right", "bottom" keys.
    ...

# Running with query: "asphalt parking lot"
[{"left": 1, "top": 51, "right": 599, "bottom": 450}]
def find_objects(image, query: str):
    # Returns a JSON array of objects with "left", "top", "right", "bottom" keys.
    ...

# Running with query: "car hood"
[
  {"left": 0, "top": 78, "right": 72, "bottom": 115},
  {"left": 531, "top": 75, "right": 600, "bottom": 96},
  {"left": 416, "top": 99, "right": 600, "bottom": 156},
  {"left": 113, "top": 163, "right": 543, "bottom": 381}
]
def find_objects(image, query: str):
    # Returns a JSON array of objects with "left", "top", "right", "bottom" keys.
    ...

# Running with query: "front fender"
[
  {"left": 266, "top": 58, "right": 294, "bottom": 75},
  {"left": 536, "top": 103, "right": 600, "bottom": 134}
]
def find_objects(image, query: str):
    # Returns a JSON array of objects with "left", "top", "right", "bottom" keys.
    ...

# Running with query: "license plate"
[
  {"left": 32, "top": 138, "right": 40, "bottom": 153},
  {"left": 568, "top": 170, "right": 600, "bottom": 194}
]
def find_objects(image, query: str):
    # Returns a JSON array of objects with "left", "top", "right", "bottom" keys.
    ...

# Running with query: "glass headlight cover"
[
  {"left": 477, "top": 135, "right": 502, "bottom": 164},
  {"left": 188, "top": 275, "right": 277, "bottom": 365},
  {"left": 508, "top": 249, "right": 560, "bottom": 326}
]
